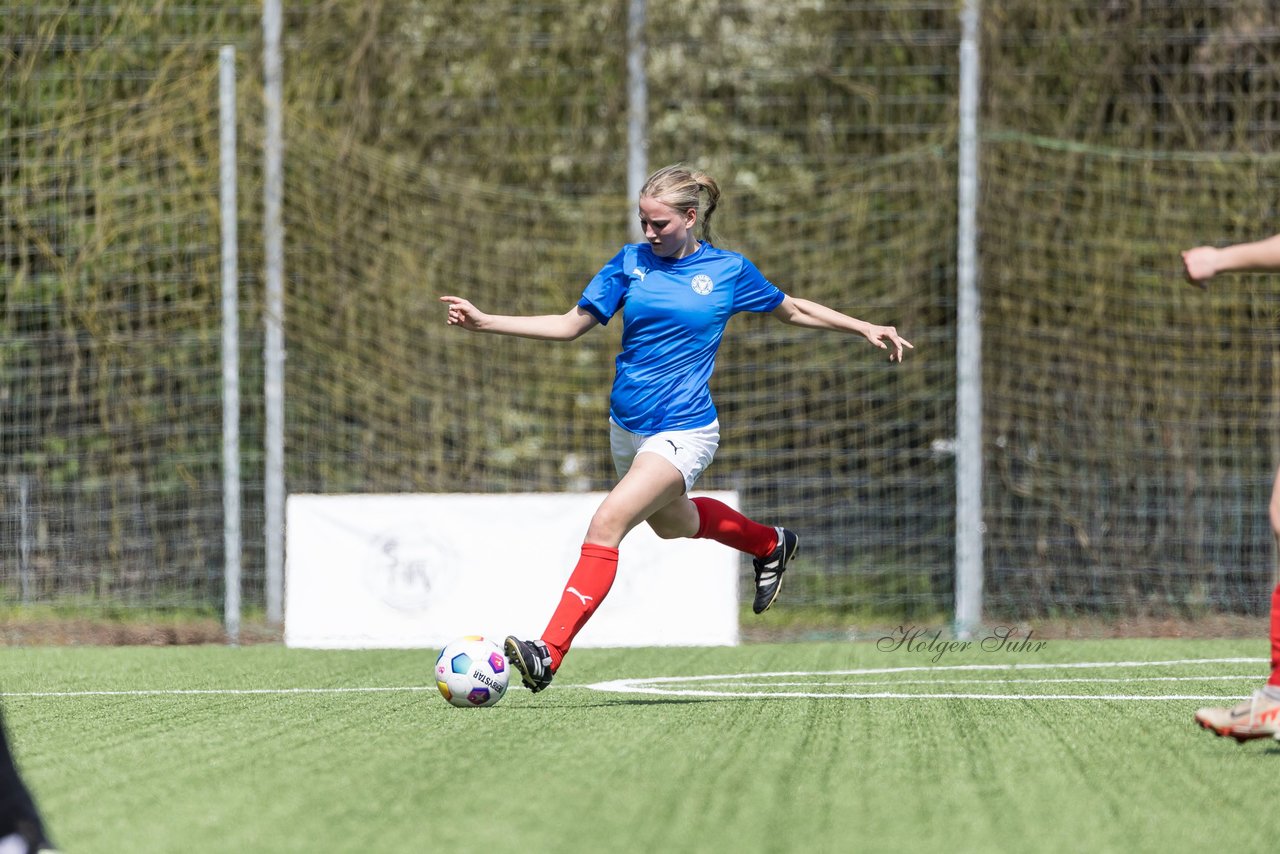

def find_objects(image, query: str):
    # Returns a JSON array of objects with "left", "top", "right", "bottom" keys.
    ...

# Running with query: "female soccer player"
[
  {"left": 441, "top": 164, "right": 912, "bottom": 692},
  {"left": 1183, "top": 234, "right": 1280, "bottom": 741}
]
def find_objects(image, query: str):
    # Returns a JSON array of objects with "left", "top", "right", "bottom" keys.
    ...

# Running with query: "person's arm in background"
[{"left": 1182, "top": 234, "right": 1280, "bottom": 286}]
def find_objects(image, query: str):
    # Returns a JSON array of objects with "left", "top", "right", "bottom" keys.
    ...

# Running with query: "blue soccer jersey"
[{"left": 577, "top": 242, "right": 786, "bottom": 434}]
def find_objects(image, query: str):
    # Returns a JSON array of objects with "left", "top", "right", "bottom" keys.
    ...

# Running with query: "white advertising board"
[{"left": 284, "top": 492, "right": 740, "bottom": 649}]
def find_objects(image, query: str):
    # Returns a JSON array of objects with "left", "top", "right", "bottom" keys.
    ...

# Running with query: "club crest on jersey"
[{"left": 690, "top": 274, "right": 714, "bottom": 295}]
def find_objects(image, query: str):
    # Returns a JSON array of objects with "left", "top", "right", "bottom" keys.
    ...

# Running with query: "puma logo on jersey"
[
  {"left": 566, "top": 586, "right": 593, "bottom": 605},
  {"left": 631, "top": 267, "right": 649, "bottom": 281}
]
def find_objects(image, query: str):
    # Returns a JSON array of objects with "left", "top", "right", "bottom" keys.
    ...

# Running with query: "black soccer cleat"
[
  {"left": 504, "top": 636, "right": 554, "bottom": 693},
  {"left": 752, "top": 526, "right": 798, "bottom": 614}
]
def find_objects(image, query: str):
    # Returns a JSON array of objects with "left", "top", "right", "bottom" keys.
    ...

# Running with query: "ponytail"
[{"left": 691, "top": 170, "right": 720, "bottom": 243}]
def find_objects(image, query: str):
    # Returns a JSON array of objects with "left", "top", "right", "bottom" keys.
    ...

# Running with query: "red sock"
[
  {"left": 691, "top": 496, "right": 778, "bottom": 558},
  {"left": 1269, "top": 583, "right": 1280, "bottom": 687},
  {"left": 541, "top": 544, "right": 619, "bottom": 671}
]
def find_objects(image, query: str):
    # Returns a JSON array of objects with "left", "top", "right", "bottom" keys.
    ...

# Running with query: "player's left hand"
[
  {"left": 864, "top": 325, "right": 913, "bottom": 363},
  {"left": 1180, "top": 247, "right": 1219, "bottom": 288}
]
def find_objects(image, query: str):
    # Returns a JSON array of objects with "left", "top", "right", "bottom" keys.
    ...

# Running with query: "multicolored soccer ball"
[{"left": 434, "top": 636, "right": 510, "bottom": 708}]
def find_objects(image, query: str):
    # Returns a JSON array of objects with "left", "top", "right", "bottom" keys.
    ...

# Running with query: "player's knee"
[{"left": 585, "top": 508, "right": 627, "bottom": 546}]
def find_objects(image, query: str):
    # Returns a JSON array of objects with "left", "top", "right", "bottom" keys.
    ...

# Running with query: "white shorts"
[{"left": 610, "top": 419, "right": 720, "bottom": 494}]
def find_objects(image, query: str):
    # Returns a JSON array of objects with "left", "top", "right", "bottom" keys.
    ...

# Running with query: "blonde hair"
[{"left": 639, "top": 164, "right": 721, "bottom": 244}]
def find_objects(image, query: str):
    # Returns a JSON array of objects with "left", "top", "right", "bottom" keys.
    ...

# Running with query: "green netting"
[
  {"left": 2, "top": 62, "right": 228, "bottom": 605},
  {"left": 981, "top": 132, "right": 1280, "bottom": 617}
]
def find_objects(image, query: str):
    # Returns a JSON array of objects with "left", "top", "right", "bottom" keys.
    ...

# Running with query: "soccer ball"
[{"left": 434, "top": 636, "right": 510, "bottom": 708}]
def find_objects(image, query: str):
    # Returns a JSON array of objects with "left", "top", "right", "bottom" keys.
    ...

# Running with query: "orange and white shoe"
[{"left": 1195, "top": 690, "right": 1280, "bottom": 742}]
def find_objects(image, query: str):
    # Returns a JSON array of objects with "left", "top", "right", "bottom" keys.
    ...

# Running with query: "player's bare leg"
[{"left": 508, "top": 455, "right": 686, "bottom": 691}]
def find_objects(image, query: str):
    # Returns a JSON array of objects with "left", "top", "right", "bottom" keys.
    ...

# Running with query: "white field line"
[
  {"left": 598, "top": 657, "right": 1266, "bottom": 682},
  {"left": 710, "top": 674, "right": 1267, "bottom": 688},
  {"left": 584, "top": 688, "right": 1253, "bottom": 701},
  {"left": 584, "top": 657, "right": 1271, "bottom": 702},
  {"left": 0, "top": 686, "right": 437, "bottom": 698}
]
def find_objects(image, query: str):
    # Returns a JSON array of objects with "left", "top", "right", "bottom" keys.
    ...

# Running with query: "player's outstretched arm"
[
  {"left": 439, "top": 296, "right": 598, "bottom": 341},
  {"left": 770, "top": 295, "right": 913, "bottom": 363},
  {"left": 1182, "top": 233, "right": 1280, "bottom": 287}
]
